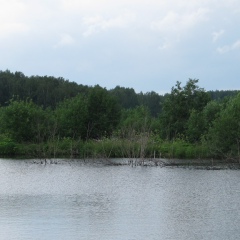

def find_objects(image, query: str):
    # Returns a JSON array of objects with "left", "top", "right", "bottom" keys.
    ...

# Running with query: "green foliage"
[
  {"left": 110, "top": 86, "right": 139, "bottom": 109},
  {"left": 158, "top": 139, "right": 209, "bottom": 159},
  {"left": 138, "top": 91, "right": 163, "bottom": 117},
  {"left": 206, "top": 93, "right": 240, "bottom": 158},
  {"left": 81, "top": 139, "right": 123, "bottom": 158},
  {"left": 118, "top": 105, "right": 152, "bottom": 136},
  {"left": 202, "top": 100, "right": 222, "bottom": 126},
  {"left": 1, "top": 70, "right": 240, "bottom": 160},
  {"left": 186, "top": 100, "right": 223, "bottom": 143},
  {"left": 0, "top": 70, "right": 238, "bottom": 118},
  {"left": 0, "top": 134, "right": 17, "bottom": 155},
  {"left": 86, "top": 86, "right": 121, "bottom": 139},
  {"left": 0, "top": 70, "right": 89, "bottom": 108},
  {"left": 0, "top": 99, "right": 49, "bottom": 142},
  {"left": 160, "top": 79, "right": 211, "bottom": 140},
  {"left": 55, "top": 94, "right": 88, "bottom": 139},
  {"left": 186, "top": 110, "right": 204, "bottom": 143},
  {"left": 208, "top": 90, "right": 240, "bottom": 101}
]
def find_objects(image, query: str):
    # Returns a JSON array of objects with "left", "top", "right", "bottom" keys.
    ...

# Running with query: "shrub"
[{"left": 0, "top": 135, "right": 17, "bottom": 156}]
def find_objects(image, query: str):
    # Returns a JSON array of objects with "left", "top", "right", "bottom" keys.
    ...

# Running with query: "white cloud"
[
  {"left": 54, "top": 34, "right": 75, "bottom": 48},
  {"left": 0, "top": 23, "right": 29, "bottom": 38},
  {"left": 150, "top": 8, "right": 209, "bottom": 49},
  {"left": 212, "top": 29, "right": 225, "bottom": 43},
  {"left": 151, "top": 8, "right": 209, "bottom": 34},
  {"left": 82, "top": 12, "right": 136, "bottom": 37},
  {"left": 61, "top": 0, "right": 164, "bottom": 13},
  {"left": 0, "top": 0, "right": 29, "bottom": 38},
  {"left": 217, "top": 39, "right": 240, "bottom": 54}
]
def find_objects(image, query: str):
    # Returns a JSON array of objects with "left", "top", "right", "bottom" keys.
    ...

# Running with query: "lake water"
[{"left": 0, "top": 158, "right": 240, "bottom": 240}]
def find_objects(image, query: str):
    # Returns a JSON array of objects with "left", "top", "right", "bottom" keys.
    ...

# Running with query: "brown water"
[{"left": 0, "top": 158, "right": 240, "bottom": 240}]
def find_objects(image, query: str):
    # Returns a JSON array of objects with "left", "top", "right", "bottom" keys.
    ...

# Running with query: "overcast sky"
[{"left": 0, "top": 0, "right": 239, "bottom": 94}]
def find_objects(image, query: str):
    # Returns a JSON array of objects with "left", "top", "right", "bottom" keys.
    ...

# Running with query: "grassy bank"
[{"left": 0, "top": 136, "right": 221, "bottom": 160}]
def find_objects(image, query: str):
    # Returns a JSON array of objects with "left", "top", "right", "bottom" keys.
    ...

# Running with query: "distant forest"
[
  {"left": 0, "top": 70, "right": 240, "bottom": 160},
  {"left": 0, "top": 70, "right": 238, "bottom": 117}
]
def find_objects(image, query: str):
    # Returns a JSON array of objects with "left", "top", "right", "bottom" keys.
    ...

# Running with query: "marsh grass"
[{"left": 0, "top": 136, "right": 226, "bottom": 160}]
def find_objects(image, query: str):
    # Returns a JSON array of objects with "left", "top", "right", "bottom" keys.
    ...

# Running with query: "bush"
[{"left": 0, "top": 135, "right": 17, "bottom": 156}]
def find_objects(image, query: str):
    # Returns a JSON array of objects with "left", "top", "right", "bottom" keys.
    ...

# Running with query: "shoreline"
[{"left": 1, "top": 157, "right": 240, "bottom": 169}]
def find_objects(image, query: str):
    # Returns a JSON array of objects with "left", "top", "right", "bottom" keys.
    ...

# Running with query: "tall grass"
[{"left": 0, "top": 135, "right": 215, "bottom": 159}]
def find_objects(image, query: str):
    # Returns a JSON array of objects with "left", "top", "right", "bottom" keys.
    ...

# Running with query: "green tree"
[
  {"left": 117, "top": 105, "right": 153, "bottom": 159},
  {"left": 110, "top": 86, "right": 139, "bottom": 109},
  {"left": 186, "top": 100, "right": 222, "bottom": 143},
  {"left": 86, "top": 86, "right": 121, "bottom": 139},
  {"left": 118, "top": 105, "right": 152, "bottom": 136},
  {"left": 0, "top": 99, "right": 49, "bottom": 142},
  {"left": 138, "top": 91, "right": 163, "bottom": 117},
  {"left": 206, "top": 93, "right": 240, "bottom": 158},
  {"left": 0, "top": 70, "right": 89, "bottom": 109},
  {"left": 55, "top": 94, "right": 88, "bottom": 139},
  {"left": 160, "top": 79, "right": 210, "bottom": 140},
  {"left": 186, "top": 109, "right": 204, "bottom": 143}
]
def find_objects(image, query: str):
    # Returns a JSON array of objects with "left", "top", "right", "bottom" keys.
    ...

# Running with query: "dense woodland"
[{"left": 0, "top": 70, "right": 239, "bottom": 160}]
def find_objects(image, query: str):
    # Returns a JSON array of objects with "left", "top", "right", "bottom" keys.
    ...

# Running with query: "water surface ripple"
[{"left": 0, "top": 159, "right": 240, "bottom": 240}]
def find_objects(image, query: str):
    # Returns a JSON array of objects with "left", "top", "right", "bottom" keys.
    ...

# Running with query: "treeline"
[
  {"left": 0, "top": 70, "right": 239, "bottom": 160},
  {"left": 159, "top": 80, "right": 240, "bottom": 160},
  {"left": 0, "top": 70, "right": 237, "bottom": 116},
  {"left": 0, "top": 70, "right": 164, "bottom": 116}
]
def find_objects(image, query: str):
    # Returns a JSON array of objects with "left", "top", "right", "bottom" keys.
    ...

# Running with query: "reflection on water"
[{"left": 0, "top": 159, "right": 240, "bottom": 240}]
